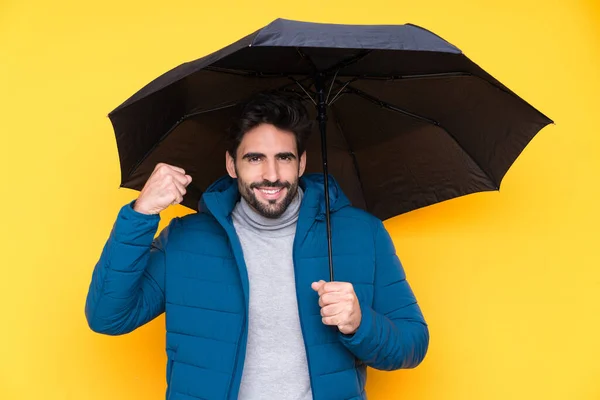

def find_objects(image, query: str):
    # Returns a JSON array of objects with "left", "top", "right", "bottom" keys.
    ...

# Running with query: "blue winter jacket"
[{"left": 85, "top": 174, "right": 429, "bottom": 400}]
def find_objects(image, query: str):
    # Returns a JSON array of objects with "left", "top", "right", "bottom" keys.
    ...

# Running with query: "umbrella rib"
[
  {"left": 328, "top": 78, "right": 356, "bottom": 105},
  {"left": 291, "top": 78, "right": 317, "bottom": 105},
  {"left": 325, "top": 69, "right": 340, "bottom": 104},
  {"left": 274, "top": 76, "right": 315, "bottom": 90},
  {"left": 200, "top": 67, "right": 470, "bottom": 81},
  {"left": 201, "top": 66, "right": 320, "bottom": 105},
  {"left": 126, "top": 103, "right": 240, "bottom": 179},
  {"left": 203, "top": 66, "right": 288, "bottom": 77},
  {"left": 345, "top": 84, "right": 498, "bottom": 188},
  {"left": 185, "top": 102, "right": 241, "bottom": 118},
  {"left": 344, "top": 84, "right": 439, "bottom": 126},
  {"left": 356, "top": 72, "right": 472, "bottom": 80},
  {"left": 295, "top": 48, "right": 318, "bottom": 72},
  {"left": 358, "top": 72, "right": 553, "bottom": 123}
]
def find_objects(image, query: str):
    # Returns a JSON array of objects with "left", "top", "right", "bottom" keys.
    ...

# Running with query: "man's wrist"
[{"left": 132, "top": 200, "right": 151, "bottom": 215}]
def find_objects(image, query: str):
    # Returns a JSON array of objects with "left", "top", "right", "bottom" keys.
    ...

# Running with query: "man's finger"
[
  {"left": 322, "top": 315, "right": 341, "bottom": 327},
  {"left": 320, "top": 303, "right": 343, "bottom": 317},
  {"left": 311, "top": 280, "right": 326, "bottom": 292},
  {"left": 172, "top": 179, "right": 187, "bottom": 197},
  {"left": 171, "top": 188, "right": 183, "bottom": 205},
  {"left": 317, "top": 281, "right": 351, "bottom": 297},
  {"left": 155, "top": 163, "right": 186, "bottom": 175},
  {"left": 318, "top": 292, "right": 346, "bottom": 307},
  {"left": 165, "top": 163, "right": 186, "bottom": 175},
  {"left": 167, "top": 171, "right": 190, "bottom": 187}
]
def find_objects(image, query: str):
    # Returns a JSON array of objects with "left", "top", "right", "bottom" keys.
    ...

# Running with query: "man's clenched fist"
[
  {"left": 311, "top": 280, "right": 362, "bottom": 335},
  {"left": 133, "top": 163, "right": 192, "bottom": 215}
]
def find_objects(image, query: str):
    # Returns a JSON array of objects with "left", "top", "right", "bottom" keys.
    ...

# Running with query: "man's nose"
[{"left": 262, "top": 159, "right": 280, "bottom": 183}]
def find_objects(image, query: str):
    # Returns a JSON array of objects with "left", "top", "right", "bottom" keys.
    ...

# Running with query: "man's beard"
[{"left": 238, "top": 177, "right": 299, "bottom": 219}]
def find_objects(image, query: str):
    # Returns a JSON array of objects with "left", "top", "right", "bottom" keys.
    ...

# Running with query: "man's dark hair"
[{"left": 227, "top": 91, "right": 314, "bottom": 159}]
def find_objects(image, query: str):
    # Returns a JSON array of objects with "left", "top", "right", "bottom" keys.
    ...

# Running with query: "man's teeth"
[{"left": 259, "top": 188, "right": 282, "bottom": 194}]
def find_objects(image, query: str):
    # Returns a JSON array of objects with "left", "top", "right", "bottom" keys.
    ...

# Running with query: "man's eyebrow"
[
  {"left": 241, "top": 152, "right": 266, "bottom": 160},
  {"left": 276, "top": 152, "right": 297, "bottom": 159},
  {"left": 241, "top": 152, "right": 297, "bottom": 160}
]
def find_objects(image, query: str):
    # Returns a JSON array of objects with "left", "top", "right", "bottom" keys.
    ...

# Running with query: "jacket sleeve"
[
  {"left": 85, "top": 201, "right": 172, "bottom": 335},
  {"left": 338, "top": 220, "right": 429, "bottom": 370}
]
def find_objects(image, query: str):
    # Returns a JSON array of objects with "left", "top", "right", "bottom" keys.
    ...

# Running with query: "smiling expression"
[{"left": 226, "top": 123, "right": 307, "bottom": 218}]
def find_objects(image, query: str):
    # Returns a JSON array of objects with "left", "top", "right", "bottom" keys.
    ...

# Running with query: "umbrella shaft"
[{"left": 315, "top": 74, "right": 334, "bottom": 282}]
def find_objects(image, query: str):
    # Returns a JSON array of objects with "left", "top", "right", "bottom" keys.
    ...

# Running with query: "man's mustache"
[{"left": 249, "top": 180, "right": 291, "bottom": 189}]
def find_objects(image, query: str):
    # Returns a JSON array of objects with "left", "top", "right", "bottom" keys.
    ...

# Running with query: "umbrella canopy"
[{"left": 109, "top": 17, "right": 552, "bottom": 221}]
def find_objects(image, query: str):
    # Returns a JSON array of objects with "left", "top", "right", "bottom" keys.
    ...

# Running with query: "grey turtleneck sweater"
[{"left": 232, "top": 188, "right": 313, "bottom": 400}]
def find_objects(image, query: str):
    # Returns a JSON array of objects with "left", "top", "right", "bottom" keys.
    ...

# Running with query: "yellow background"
[{"left": 1, "top": 0, "right": 599, "bottom": 399}]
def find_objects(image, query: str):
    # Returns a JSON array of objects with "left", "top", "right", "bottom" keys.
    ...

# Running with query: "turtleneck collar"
[{"left": 232, "top": 187, "right": 304, "bottom": 238}]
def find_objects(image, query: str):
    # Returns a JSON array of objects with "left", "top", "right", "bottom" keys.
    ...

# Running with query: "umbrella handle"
[{"left": 315, "top": 74, "right": 335, "bottom": 282}]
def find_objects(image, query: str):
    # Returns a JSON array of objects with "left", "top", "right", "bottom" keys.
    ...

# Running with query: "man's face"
[{"left": 226, "top": 123, "right": 307, "bottom": 219}]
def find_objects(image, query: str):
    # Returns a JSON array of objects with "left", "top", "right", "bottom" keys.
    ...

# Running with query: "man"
[{"left": 85, "top": 92, "right": 429, "bottom": 400}]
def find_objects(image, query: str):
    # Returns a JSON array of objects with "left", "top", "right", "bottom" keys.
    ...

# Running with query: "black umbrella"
[{"left": 108, "top": 18, "right": 552, "bottom": 281}]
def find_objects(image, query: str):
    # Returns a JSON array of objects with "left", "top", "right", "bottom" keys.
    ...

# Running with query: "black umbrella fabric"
[{"left": 108, "top": 18, "right": 552, "bottom": 279}]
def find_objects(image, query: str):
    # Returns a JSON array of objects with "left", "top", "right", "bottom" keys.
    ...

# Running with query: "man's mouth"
[{"left": 255, "top": 187, "right": 284, "bottom": 200}]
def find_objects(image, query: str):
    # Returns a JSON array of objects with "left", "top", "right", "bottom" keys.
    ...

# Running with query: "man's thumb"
[{"left": 311, "top": 280, "right": 326, "bottom": 291}]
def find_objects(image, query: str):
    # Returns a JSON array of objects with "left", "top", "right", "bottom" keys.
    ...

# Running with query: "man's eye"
[
  {"left": 279, "top": 155, "right": 291, "bottom": 161},
  {"left": 249, "top": 157, "right": 261, "bottom": 163}
]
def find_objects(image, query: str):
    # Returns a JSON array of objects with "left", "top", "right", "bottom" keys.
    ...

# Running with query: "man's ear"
[
  {"left": 226, "top": 151, "right": 237, "bottom": 178},
  {"left": 299, "top": 151, "right": 307, "bottom": 177}
]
